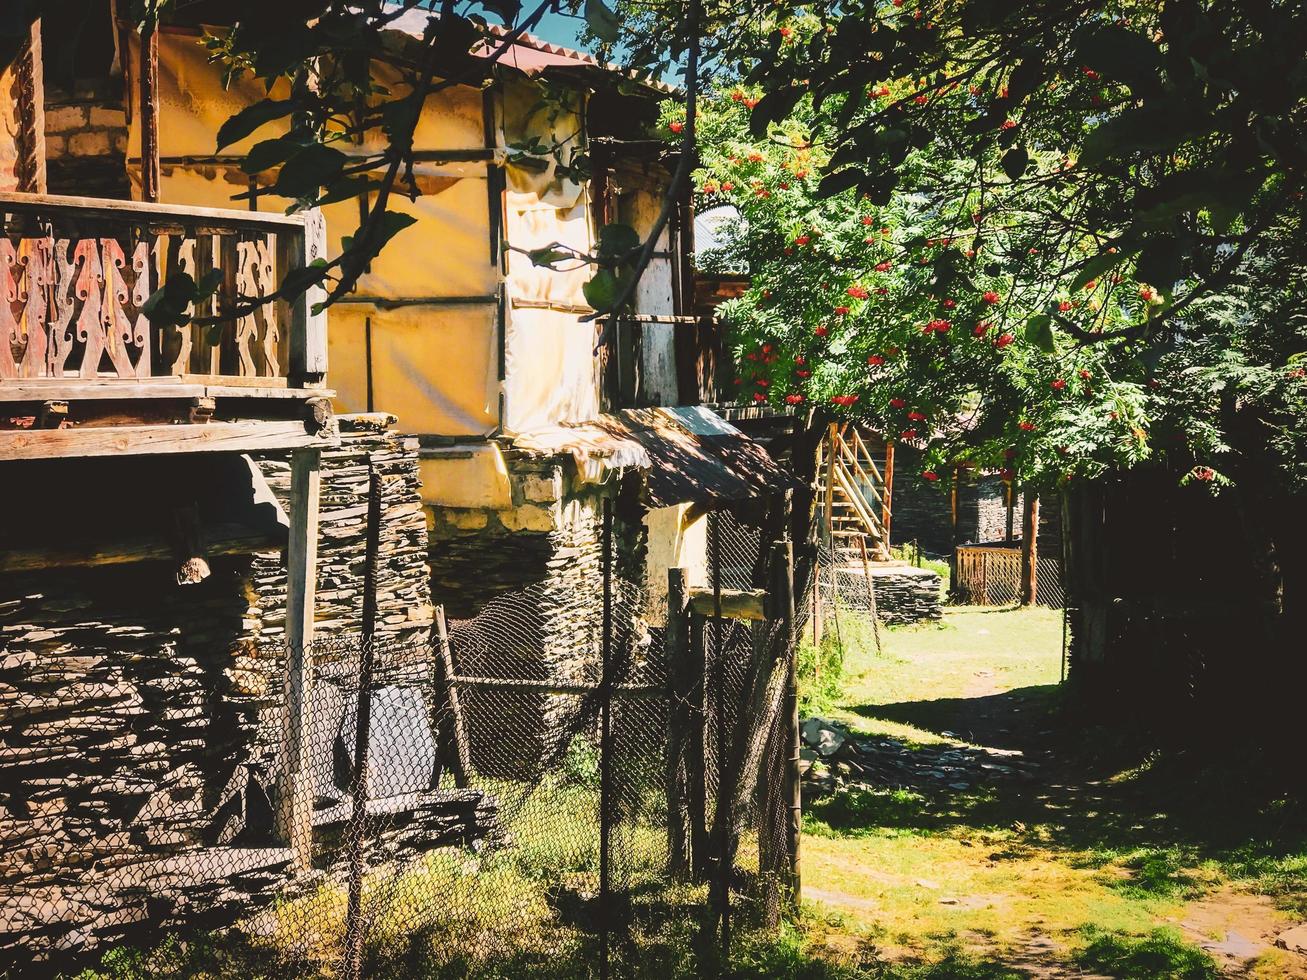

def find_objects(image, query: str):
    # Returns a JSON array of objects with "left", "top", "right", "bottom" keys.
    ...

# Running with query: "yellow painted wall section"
[
  {"left": 418, "top": 446, "right": 513, "bottom": 510},
  {"left": 142, "top": 30, "right": 502, "bottom": 438}
]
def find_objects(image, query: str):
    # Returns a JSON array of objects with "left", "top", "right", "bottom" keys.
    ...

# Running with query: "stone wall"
[
  {"left": 43, "top": 82, "right": 129, "bottom": 199},
  {"left": 888, "top": 447, "right": 1062, "bottom": 557},
  {"left": 0, "top": 417, "right": 450, "bottom": 967}
]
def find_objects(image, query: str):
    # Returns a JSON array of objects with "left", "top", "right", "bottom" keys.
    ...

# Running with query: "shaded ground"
[{"left": 796, "top": 606, "right": 1307, "bottom": 979}]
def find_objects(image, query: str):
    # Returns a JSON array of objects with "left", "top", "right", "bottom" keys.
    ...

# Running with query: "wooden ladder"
[{"left": 817, "top": 422, "right": 894, "bottom": 561}]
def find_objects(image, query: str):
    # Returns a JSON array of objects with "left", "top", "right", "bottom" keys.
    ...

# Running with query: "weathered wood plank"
[
  {"left": 0, "top": 523, "right": 281, "bottom": 575},
  {"left": 0, "top": 421, "right": 331, "bottom": 460},
  {"left": 0, "top": 191, "right": 307, "bottom": 230},
  {"left": 688, "top": 587, "right": 767, "bottom": 622}
]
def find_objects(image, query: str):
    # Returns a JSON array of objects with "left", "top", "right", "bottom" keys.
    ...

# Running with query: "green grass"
[
  {"left": 1073, "top": 927, "right": 1221, "bottom": 980},
  {"left": 798, "top": 603, "right": 1307, "bottom": 975}
]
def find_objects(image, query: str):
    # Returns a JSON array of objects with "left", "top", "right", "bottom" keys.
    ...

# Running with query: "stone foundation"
[{"left": 0, "top": 418, "right": 465, "bottom": 968}]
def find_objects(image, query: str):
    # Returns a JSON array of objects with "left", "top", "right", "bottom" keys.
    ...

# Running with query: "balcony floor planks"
[
  {"left": 0, "top": 381, "right": 332, "bottom": 402},
  {"left": 0, "top": 420, "right": 337, "bottom": 460}
]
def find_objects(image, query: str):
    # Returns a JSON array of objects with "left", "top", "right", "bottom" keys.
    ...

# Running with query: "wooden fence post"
[
  {"left": 277, "top": 446, "right": 320, "bottom": 873},
  {"left": 665, "top": 568, "right": 692, "bottom": 877},
  {"left": 687, "top": 610, "right": 708, "bottom": 881},
  {"left": 1021, "top": 492, "right": 1040, "bottom": 606},
  {"left": 777, "top": 541, "right": 801, "bottom": 910},
  {"left": 433, "top": 606, "right": 471, "bottom": 787}
]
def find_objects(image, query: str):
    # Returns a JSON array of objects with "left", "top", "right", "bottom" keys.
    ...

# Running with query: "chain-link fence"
[{"left": 4, "top": 504, "right": 798, "bottom": 980}]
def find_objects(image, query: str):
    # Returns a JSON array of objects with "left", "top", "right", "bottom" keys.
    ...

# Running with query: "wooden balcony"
[{"left": 0, "top": 192, "right": 336, "bottom": 459}]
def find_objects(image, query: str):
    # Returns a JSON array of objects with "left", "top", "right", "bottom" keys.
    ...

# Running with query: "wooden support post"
[
  {"left": 948, "top": 466, "right": 961, "bottom": 600},
  {"left": 1021, "top": 492, "right": 1040, "bottom": 606},
  {"left": 277, "top": 446, "right": 320, "bottom": 873},
  {"left": 823, "top": 422, "right": 837, "bottom": 544},
  {"left": 15, "top": 17, "right": 47, "bottom": 194},
  {"left": 1005, "top": 479, "right": 1016, "bottom": 543},
  {"left": 433, "top": 606, "right": 471, "bottom": 787},
  {"left": 665, "top": 568, "right": 692, "bottom": 877},
  {"left": 139, "top": 11, "right": 160, "bottom": 203},
  {"left": 283, "top": 209, "right": 329, "bottom": 385}
]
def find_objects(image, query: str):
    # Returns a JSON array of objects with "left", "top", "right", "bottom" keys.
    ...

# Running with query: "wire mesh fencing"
[{"left": 4, "top": 507, "right": 799, "bottom": 980}]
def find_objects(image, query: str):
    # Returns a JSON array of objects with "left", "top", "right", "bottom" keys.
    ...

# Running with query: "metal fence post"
[
  {"left": 343, "top": 465, "right": 383, "bottom": 980},
  {"left": 600, "top": 496, "right": 613, "bottom": 980}
]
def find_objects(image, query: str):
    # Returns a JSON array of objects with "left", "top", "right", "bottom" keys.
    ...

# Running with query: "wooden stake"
[
  {"left": 687, "top": 610, "right": 708, "bottom": 881},
  {"left": 433, "top": 606, "right": 470, "bottom": 788},
  {"left": 278, "top": 446, "right": 320, "bottom": 873}
]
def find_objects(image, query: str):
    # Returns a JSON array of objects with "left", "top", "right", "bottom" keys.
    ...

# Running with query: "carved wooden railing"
[{"left": 0, "top": 193, "right": 326, "bottom": 389}]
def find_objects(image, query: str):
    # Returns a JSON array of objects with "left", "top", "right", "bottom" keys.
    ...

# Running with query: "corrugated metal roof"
[{"left": 512, "top": 406, "right": 797, "bottom": 508}]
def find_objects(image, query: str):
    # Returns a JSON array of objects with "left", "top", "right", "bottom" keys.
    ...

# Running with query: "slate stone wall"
[{"left": 0, "top": 418, "right": 447, "bottom": 966}]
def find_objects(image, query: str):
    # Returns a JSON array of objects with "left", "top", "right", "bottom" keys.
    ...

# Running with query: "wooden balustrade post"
[
  {"left": 283, "top": 209, "right": 329, "bottom": 386},
  {"left": 277, "top": 446, "right": 321, "bottom": 872}
]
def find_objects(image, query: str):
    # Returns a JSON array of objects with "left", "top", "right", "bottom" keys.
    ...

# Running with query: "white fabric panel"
[
  {"left": 503, "top": 305, "right": 601, "bottom": 434},
  {"left": 505, "top": 192, "right": 593, "bottom": 308}
]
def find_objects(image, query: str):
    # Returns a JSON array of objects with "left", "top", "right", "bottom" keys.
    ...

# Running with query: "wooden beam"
[
  {"left": 0, "top": 523, "right": 281, "bottom": 575},
  {"left": 277, "top": 447, "right": 321, "bottom": 873},
  {"left": 688, "top": 586, "right": 767, "bottom": 622},
  {"left": 0, "top": 380, "right": 205, "bottom": 402},
  {"left": 0, "top": 191, "right": 308, "bottom": 231},
  {"left": 882, "top": 439, "right": 895, "bottom": 544},
  {"left": 139, "top": 16, "right": 160, "bottom": 203},
  {"left": 0, "top": 421, "right": 332, "bottom": 460}
]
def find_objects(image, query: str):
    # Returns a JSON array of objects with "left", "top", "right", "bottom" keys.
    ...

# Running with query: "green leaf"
[
  {"left": 1000, "top": 147, "right": 1028, "bottom": 181},
  {"left": 584, "top": 0, "right": 620, "bottom": 43},
  {"left": 273, "top": 143, "right": 347, "bottom": 199},
  {"left": 1075, "top": 25, "right": 1161, "bottom": 90},
  {"left": 529, "top": 247, "right": 574, "bottom": 267},
  {"left": 749, "top": 86, "right": 804, "bottom": 138},
  {"left": 596, "top": 223, "right": 640, "bottom": 261},
  {"left": 816, "top": 168, "right": 864, "bottom": 199},
  {"left": 241, "top": 137, "right": 306, "bottom": 174},
  {"left": 370, "top": 210, "right": 418, "bottom": 252},
  {"left": 583, "top": 268, "right": 620, "bottom": 310},
  {"left": 1025, "top": 314, "right": 1055, "bottom": 353},
  {"left": 1069, "top": 250, "right": 1129, "bottom": 291},
  {"left": 216, "top": 99, "right": 294, "bottom": 151}
]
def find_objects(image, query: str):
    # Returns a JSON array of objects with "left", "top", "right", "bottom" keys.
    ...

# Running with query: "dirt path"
[{"left": 799, "top": 607, "right": 1307, "bottom": 979}]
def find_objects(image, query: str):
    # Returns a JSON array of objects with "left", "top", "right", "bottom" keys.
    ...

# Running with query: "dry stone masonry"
[{"left": 0, "top": 416, "right": 486, "bottom": 969}]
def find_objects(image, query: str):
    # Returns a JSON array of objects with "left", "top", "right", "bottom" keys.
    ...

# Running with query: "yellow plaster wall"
[{"left": 417, "top": 445, "right": 513, "bottom": 510}]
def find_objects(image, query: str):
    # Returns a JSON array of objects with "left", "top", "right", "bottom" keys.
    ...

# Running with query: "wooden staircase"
[{"left": 817, "top": 423, "right": 894, "bottom": 562}]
